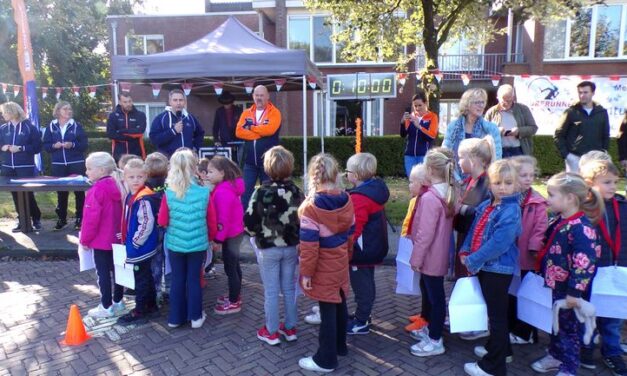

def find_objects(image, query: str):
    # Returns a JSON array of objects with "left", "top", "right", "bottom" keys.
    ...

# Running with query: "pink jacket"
[
  {"left": 80, "top": 176, "right": 122, "bottom": 250},
  {"left": 409, "top": 186, "right": 454, "bottom": 276},
  {"left": 211, "top": 177, "right": 245, "bottom": 242},
  {"left": 518, "top": 189, "right": 548, "bottom": 270}
]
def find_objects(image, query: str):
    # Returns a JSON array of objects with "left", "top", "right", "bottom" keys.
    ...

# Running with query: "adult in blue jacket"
[
  {"left": 0, "top": 102, "right": 42, "bottom": 232},
  {"left": 106, "top": 92, "right": 147, "bottom": 162},
  {"left": 149, "top": 89, "right": 204, "bottom": 157},
  {"left": 43, "top": 101, "right": 88, "bottom": 231}
]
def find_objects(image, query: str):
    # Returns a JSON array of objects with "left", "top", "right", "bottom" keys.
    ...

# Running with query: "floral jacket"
[{"left": 541, "top": 212, "right": 600, "bottom": 299}]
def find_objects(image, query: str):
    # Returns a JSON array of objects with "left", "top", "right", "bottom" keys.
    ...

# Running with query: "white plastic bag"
[
  {"left": 591, "top": 266, "right": 627, "bottom": 319},
  {"left": 395, "top": 236, "right": 421, "bottom": 295},
  {"left": 448, "top": 276, "right": 488, "bottom": 333},
  {"left": 517, "top": 272, "right": 552, "bottom": 333}
]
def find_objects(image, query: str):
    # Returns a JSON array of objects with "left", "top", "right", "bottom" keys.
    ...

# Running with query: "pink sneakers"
[
  {"left": 257, "top": 326, "right": 281, "bottom": 345},
  {"left": 214, "top": 299, "right": 241, "bottom": 315}
]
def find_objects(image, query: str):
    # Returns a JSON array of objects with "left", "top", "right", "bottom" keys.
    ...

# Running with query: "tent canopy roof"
[{"left": 111, "top": 17, "right": 322, "bottom": 83}]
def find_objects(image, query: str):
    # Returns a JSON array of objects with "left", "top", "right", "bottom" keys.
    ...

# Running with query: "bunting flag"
[
  {"left": 182, "top": 83, "right": 193, "bottom": 96},
  {"left": 151, "top": 83, "right": 162, "bottom": 98},
  {"left": 56, "top": 87, "right": 62, "bottom": 100},
  {"left": 119, "top": 82, "right": 131, "bottom": 92},
  {"left": 491, "top": 75, "right": 501, "bottom": 87},
  {"left": 609, "top": 75, "right": 620, "bottom": 81},
  {"left": 434, "top": 70, "right": 443, "bottom": 83},
  {"left": 88, "top": 86, "right": 97, "bottom": 98},
  {"left": 1, "top": 83, "right": 7, "bottom": 95},
  {"left": 308, "top": 76, "right": 317, "bottom": 89},
  {"left": 461, "top": 74, "right": 471, "bottom": 86},
  {"left": 13, "top": 85, "right": 20, "bottom": 97},
  {"left": 275, "top": 79, "right": 286, "bottom": 92},
  {"left": 579, "top": 75, "right": 592, "bottom": 80},
  {"left": 41, "top": 87, "right": 47, "bottom": 99},
  {"left": 397, "top": 73, "right": 407, "bottom": 87},
  {"left": 72, "top": 86, "right": 80, "bottom": 97},
  {"left": 549, "top": 75, "right": 561, "bottom": 81},
  {"left": 213, "top": 82, "right": 223, "bottom": 95},
  {"left": 244, "top": 80, "right": 255, "bottom": 94}
]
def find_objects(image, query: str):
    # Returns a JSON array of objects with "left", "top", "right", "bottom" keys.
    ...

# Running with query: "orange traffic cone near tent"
[{"left": 60, "top": 304, "right": 91, "bottom": 346}]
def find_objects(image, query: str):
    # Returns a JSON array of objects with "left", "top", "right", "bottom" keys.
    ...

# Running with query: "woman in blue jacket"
[
  {"left": 43, "top": 101, "right": 88, "bottom": 231},
  {"left": 0, "top": 102, "right": 42, "bottom": 232}
]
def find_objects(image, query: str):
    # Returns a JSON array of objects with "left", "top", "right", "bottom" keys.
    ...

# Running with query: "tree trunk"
[{"left": 420, "top": 37, "right": 441, "bottom": 118}]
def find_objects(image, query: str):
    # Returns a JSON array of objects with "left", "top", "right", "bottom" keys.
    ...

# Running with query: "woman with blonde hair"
[
  {"left": 43, "top": 101, "right": 88, "bottom": 230},
  {"left": 0, "top": 101, "right": 42, "bottom": 232},
  {"left": 442, "top": 88, "right": 502, "bottom": 176}
]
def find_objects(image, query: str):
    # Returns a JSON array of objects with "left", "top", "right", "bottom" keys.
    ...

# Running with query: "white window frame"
[
  {"left": 134, "top": 102, "right": 165, "bottom": 136},
  {"left": 124, "top": 34, "right": 165, "bottom": 55},
  {"left": 543, "top": 3, "right": 627, "bottom": 61}
]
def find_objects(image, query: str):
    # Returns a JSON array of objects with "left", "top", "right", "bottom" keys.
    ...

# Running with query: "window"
[
  {"left": 135, "top": 103, "right": 166, "bottom": 136},
  {"left": 288, "top": 15, "right": 401, "bottom": 64},
  {"left": 438, "top": 100, "right": 460, "bottom": 135},
  {"left": 125, "top": 34, "right": 164, "bottom": 55},
  {"left": 543, "top": 3, "right": 627, "bottom": 60},
  {"left": 439, "top": 38, "right": 484, "bottom": 70}
]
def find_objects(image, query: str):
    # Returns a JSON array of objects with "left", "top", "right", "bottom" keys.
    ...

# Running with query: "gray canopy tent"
[{"left": 111, "top": 16, "right": 324, "bottom": 181}]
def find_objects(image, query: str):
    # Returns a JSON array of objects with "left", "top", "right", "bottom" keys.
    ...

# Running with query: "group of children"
[{"left": 75, "top": 139, "right": 626, "bottom": 375}]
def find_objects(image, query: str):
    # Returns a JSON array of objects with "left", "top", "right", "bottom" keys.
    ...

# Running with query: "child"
[
  {"left": 198, "top": 157, "right": 213, "bottom": 187},
  {"left": 118, "top": 159, "right": 159, "bottom": 323},
  {"left": 531, "top": 172, "right": 602, "bottom": 376},
  {"left": 403, "top": 163, "right": 431, "bottom": 333},
  {"left": 206, "top": 156, "right": 246, "bottom": 315},
  {"left": 578, "top": 149, "right": 611, "bottom": 171},
  {"left": 197, "top": 157, "right": 217, "bottom": 280},
  {"left": 118, "top": 153, "right": 141, "bottom": 170},
  {"left": 80, "top": 152, "right": 125, "bottom": 318},
  {"left": 244, "top": 146, "right": 303, "bottom": 345},
  {"left": 157, "top": 149, "right": 217, "bottom": 329},
  {"left": 508, "top": 156, "right": 548, "bottom": 345},
  {"left": 579, "top": 160, "right": 627, "bottom": 374},
  {"left": 298, "top": 153, "right": 355, "bottom": 373},
  {"left": 345, "top": 152, "right": 390, "bottom": 335},
  {"left": 144, "top": 152, "right": 169, "bottom": 303},
  {"left": 460, "top": 160, "right": 521, "bottom": 376},
  {"left": 408, "top": 149, "right": 457, "bottom": 357}
]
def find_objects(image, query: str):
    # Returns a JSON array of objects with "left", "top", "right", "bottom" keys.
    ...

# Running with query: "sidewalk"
[{"left": 0, "top": 260, "right": 617, "bottom": 375}]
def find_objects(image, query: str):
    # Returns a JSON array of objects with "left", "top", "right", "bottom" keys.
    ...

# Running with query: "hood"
[
  {"left": 98, "top": 176, "right": 122, "bottom": 203},
  {"left": 525, "top": 189, "right": 547, "bottom": 206},
  {"left": 217, "top": 177, "right": 245, "bottom": 196},
  {"left": 350, "top": 178, "right": 390, "bottom": 205},
  {"left": 313, "top": 189, "right": 354, "bottom": 231}
]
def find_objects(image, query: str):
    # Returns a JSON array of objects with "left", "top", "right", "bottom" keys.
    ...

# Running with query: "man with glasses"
[{"left": 485, "top": 84, "right": 538, "bottom": 158}]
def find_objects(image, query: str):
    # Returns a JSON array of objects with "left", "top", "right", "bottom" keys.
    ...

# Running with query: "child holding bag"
[{"left": 459, "top": 160, "right": 521, "bottom": 376}]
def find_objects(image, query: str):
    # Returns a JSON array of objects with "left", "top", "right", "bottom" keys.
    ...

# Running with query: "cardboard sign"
[
  {"left": 78, "top": 243, "right": 95, "bottom": 272},
  {"left": 448, "top": 276, "right": 488, "bottom": 333},
  {"left": 395, "top": 236, "right": 421, "bottom": 296},
  {"left": 591, "top": 266, "right": 627, "bottom": 319},
  {"left": 517, "top": 272, "right": 552, "bottom": 333}
]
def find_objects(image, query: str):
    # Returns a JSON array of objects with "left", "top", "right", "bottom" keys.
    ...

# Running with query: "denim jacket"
[{"left": 461, "top": 193, "right": 521, "bottom": 275}]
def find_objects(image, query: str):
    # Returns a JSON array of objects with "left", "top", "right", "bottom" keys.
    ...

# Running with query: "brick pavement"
[{"left": 0, "top": 260, "right": 617, "bottom": 375}]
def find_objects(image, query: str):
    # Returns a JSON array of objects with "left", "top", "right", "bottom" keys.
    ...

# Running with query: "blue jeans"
[
  {"left": 583, "top": 317, "right": 624, "bottom": 357},
  {"left": 168, "top": 250, "right": 204, "bottom": 324},
  {"left": 242, "top": 163, "right": 269, "bottom": 208},
  {"left": 349, "top": 266, "right": 375, "bottom": 323},
  {"left": 422, "top": 274, "right": 445, "bottom": 341},
  {"left": 404, "top": 155, "right": 424, "bottom": 177},
  {"left": 256, "top": 245, "right": 298, "bottom": 333}
]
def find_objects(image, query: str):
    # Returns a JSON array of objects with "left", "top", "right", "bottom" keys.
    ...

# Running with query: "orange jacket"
[{"left": 235, "top": 102, "right": 281, "bottom": 141}]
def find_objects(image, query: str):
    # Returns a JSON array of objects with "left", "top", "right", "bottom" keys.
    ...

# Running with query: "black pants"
[
  {"left": 422, "top": 274, "right": 445, "bottom": 340},
  {"left": 419, "top": 276, "right": 432, "bottom": 321},
  {"left": 222, "top": 234, "right": 243, "bottom": 302},
  {"left": 349, "top": 266, "right": 375, "bottom": 323},
  {"left": 2, "top": 166, "right": 41, "bottom": 222},
  {"left": 132, "top": 257, "right": 157, "bottom": 314},
  {"left": 51, "top": 163, "right": 85, "bottom": 221},
  {"left": 508, "top": 270, "right": 538, "bottom": 342},
  {"left": 94, "top": 249, "right": 124, "bottom": 309},
  {"left": 313, "top": 290, "right": 348, "bottom": 370},
  {"left": 478, "top": 271, "right": 513, "bottom": 376}
]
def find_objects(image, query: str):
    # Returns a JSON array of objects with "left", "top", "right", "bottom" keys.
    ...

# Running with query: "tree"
[
  {"left": 0, "top": 0, "right": 137, "bottom": 127},
  {"left": 304, "top": 0, "right": 590, "bottom": 115}
]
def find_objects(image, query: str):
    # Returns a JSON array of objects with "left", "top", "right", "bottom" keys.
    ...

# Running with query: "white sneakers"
[
  {"left": 191, "top": 311, "right": 207, "bottom": 329},
  {"left": 88, "top": 304, "right": 114, "bottom": 318},
  {"left": 531, "top": 354, "right": 562, "bottom": 373},
  {"left": 464, "top": 362, "right": 494, "bottom": 376},
  {"left": 473, "top": 346, "right": 513, "bottom": 363},
  {"left": 410, "top": 337, "right": 445, "bottom": 357},
  {"left": 459, "top": 330, "right": 490, "bottom": 341},
  {"left": 111, "top": 301, "right": 125, "bottom": 315},
  {"left": 509, "top": 333, "right": 534, "bottom": 345},
  {"left": 298, "top": 356, "right": 333, "bottom": 373},
  {"left": 305, "top": 305, "right": 321, "bottom": 325}
]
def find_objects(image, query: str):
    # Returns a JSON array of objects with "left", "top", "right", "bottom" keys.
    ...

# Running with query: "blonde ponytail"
[{"left": 425, "top": 149, "right": 458, "bottom": 217}]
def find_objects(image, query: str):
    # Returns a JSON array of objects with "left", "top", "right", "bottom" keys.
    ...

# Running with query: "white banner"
[{"left": 513, "top": 75, "right": 626, "bottom": 136}]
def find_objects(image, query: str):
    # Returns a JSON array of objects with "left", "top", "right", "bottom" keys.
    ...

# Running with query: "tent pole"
[
  {"left": 320, "top": 90, "right": 325, "bottom": 153},
  {"left": 302, "top": 75, "right": 308, "bottom": 192},
  {"left": 113, "top": 80, "right": 119, "bottom": 106}
]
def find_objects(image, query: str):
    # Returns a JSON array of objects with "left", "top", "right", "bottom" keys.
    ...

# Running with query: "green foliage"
[{"left": 0, "top": 0, "right": 137, "bottom": 127}]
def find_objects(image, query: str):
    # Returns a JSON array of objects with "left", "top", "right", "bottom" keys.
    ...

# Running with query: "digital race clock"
[{"left": 327, "top": 72, "right": 397, "bottom": 100}]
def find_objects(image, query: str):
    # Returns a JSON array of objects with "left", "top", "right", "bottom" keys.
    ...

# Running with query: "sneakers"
[
  {"left": 298, "top": 356, "right": 334, "bottom": 373},
  {"left": 32, "top": 220, "right": 42, "bottom": 231},
  {"left": 509, "top": 332, "right": 534, "bottom": 345},
  {"left": 204, "top": 268, "right": 217, "bottom": 280},
  {"left": 278, "top": 323, "right": 297, "bottom": 342},
  {"left": 410, "top": 327, "right": 429, "bottom": 342},
  {"left": 555, "top": 372, "right": 575, "bottom": 376},
  {"left": 111, "top": 300, "right": 125, "bottom": 315},
  {"left": 257, "top": 326, "right": 281, "bottom": 345},
  {"left": 405, "top": 315, "right": 429, "bottom": 332},
  {"left": 580, "top": 347, "right": 596, "bottom": 369},
  {"left": 216, "top": 294, "right": 240, "bottom": 305},
  {"left": 604, "top": 355, "right": 627, "bottom": 376},
  {"left": 305, "top": 305, "right": 321, "bottom": 325},
  {"left": 74, "top": 218, "right": 81, "bottom": 231},
  {"left": 191, "top": 311, "right": 207, "bottom": 329},
  {"left": 54, "top": 219, "right": 68, "bottom": 231},
  {"left": 531, "top": 354, "right": 562, "bottom": 373},
  {"left": 214, "top": 299, "right": 241, "bottom": 315},
  {"left": 474, "top": 346, "right": 513, "bottom": 363},
  {"left": 88, "top": 304, "right": 114, "bottom": 318},
  {"left": 11, "top": 221, "right": 21, "bottom": 233},
  {"left": 410, "top": 337, "right": 445, "bottom": 357},
  {"left": 464, "top": 362, "right": 493, "bottom": 376},
  {"left": 346, "top": 318, "right": 370, "bottom": 335},
  {"left": 117, "top": 309, "right": 147, "bottom": 324},
  {"left": 460, "top": 330, "right": 490, "bottom": 341}
]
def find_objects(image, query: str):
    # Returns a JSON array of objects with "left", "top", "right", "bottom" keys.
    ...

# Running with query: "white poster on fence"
[{"left": 513, "top": 75, "right": 626, "bottom": 136}]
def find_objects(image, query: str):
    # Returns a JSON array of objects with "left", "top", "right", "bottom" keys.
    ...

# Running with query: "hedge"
[{"left": 65, "top": 135, "right": 621, "bottom": 177}]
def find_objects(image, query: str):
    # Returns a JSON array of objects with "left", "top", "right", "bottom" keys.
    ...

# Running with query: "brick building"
[{"left": 107, "top": 0, "right": 627, "bottom": 138}]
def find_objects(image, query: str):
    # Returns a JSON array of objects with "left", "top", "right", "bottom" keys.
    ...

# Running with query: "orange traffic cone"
[{"left": 60, "top": 304, "right": 91, "bottom": 346}]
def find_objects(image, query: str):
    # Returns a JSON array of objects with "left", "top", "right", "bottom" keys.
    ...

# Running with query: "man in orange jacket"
[{"left": 235, "top": 85, "right": 282, "bottom": 207}]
